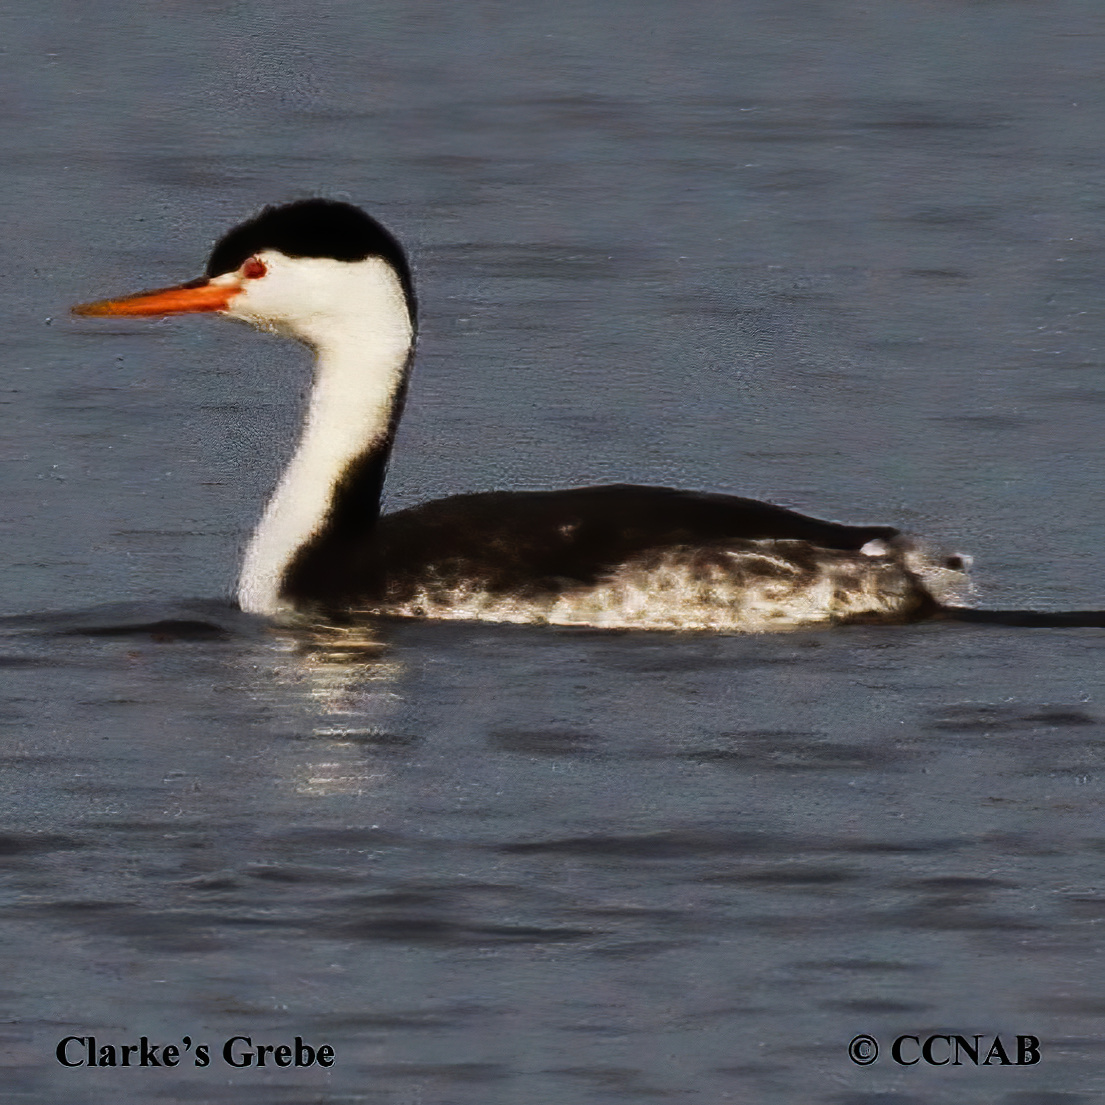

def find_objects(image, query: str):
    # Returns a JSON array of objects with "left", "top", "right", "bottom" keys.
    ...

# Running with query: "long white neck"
[{"left": 236, "top": 262, "right": 413, "bottom": 615}]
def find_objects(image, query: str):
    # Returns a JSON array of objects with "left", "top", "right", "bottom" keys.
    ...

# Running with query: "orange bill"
[{"left": 72, "top": 278, "right": 240, "bottom": 317}]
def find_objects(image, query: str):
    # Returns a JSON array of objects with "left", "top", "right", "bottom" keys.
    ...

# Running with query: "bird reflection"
[{"left": 255, "top": 619, "right": 411, "bottom": 798}]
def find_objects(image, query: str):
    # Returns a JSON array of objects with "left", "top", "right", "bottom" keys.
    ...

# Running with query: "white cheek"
[{"left": 227, "top": 280, "right": 294, "bottom": 328}]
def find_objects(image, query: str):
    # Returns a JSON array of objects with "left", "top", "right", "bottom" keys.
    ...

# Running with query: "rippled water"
[{"left": 2, "top": 1, "right": 1105, "bottom": 1102}]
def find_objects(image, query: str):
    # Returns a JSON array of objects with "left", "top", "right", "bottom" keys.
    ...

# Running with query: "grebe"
[{"left": 74, "top": 200, "right": 972, "bottom": 631}]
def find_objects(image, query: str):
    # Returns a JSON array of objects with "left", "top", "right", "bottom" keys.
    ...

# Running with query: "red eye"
[{"left": 242, "top": 257, "right": 267, "bottom": 279}]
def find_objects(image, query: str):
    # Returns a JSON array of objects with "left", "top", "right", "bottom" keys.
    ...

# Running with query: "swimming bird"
[{"left": 73, "top": 199, "right": 973, "bottom": 631}]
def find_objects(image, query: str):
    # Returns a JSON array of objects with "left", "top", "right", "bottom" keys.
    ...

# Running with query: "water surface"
[{"left": 1, "top": 1, "right": 1104, "bottom": 1101}]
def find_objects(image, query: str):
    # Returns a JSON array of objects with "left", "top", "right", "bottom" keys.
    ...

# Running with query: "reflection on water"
[
  {"left": 264, "top": 621, "right": 407, "bottom": 797},
  {"left": 0, "top": 606, "right": 1102, "bottom": 1102},
  {"left": 264, "top": 619, "right": 401, "bottom": 713}
]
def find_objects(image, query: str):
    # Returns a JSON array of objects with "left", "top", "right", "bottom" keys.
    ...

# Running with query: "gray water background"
[{"left": 1, "top": 1, "right": 1104, "bottom": 1102}]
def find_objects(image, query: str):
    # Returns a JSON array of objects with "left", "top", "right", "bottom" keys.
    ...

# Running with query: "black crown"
[{"left": 206, "top": 200, "right": 414, "bottom": 312}]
